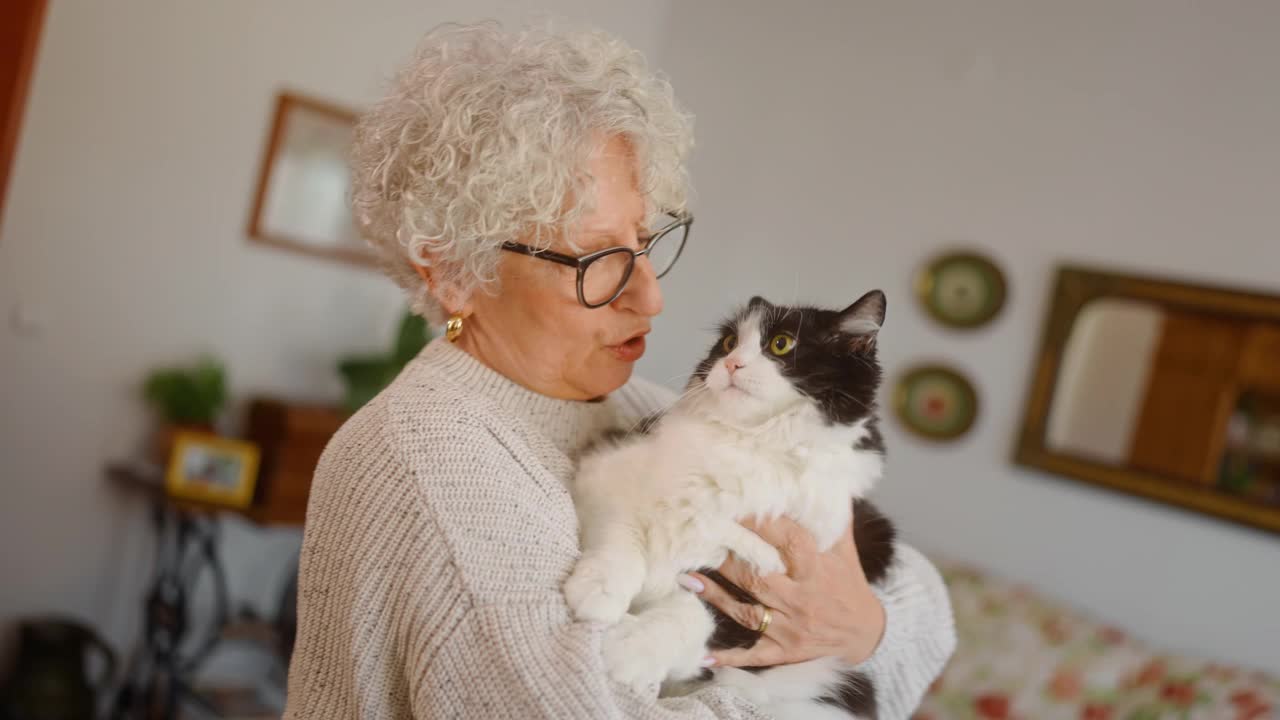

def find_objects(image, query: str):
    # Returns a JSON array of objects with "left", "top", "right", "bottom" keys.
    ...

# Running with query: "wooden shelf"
[
  {"left": 108, "top": 397, "right": 346, "bottom": 526},
  {"left": 245, "top": 398, "right": 347, "bottom": 527}
]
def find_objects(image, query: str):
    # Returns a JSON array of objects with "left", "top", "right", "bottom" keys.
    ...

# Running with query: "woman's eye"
[
  {"left": 722, "top": 334, "right": 737, "bottom": 353},
  {"left": 770, "top": 334, "right": 796, "bottom": 356}
]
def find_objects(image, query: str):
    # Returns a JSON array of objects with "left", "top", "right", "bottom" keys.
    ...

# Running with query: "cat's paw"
[
  {"left": 564, "top": 564, "right": 631, "bottom": 623},
  {"left": 737, "top": 543, "right": 786, "bottom": 577},
  {"left": 602, "top": 615, "right": 675, "bottom": 697},
  {"left": 722, "top": 523, "right": 788, "bottom": 577}
]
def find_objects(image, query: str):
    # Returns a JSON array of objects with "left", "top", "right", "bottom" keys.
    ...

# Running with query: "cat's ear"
[{"left": 837, "top": 290, "right": 886, "bottom": 352}]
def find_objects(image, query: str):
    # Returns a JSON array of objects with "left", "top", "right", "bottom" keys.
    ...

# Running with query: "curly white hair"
[{"left": 349, "top": 21, "right": 694, "bottom": 322}]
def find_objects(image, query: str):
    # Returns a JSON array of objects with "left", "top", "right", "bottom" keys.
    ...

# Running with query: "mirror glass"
[
  {"left": 262, "top": 109, "right": 359, "bottom": 249},
  {"left": 1017, "top": 268, "right": 1280, "bottom": 533},
  {"left": 248, "top": 93, "right": 373, "bottom": 267}
]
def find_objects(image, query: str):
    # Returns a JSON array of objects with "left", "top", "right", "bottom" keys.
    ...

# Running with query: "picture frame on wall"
[{"left": 246, "top": 91, "right": 376, "bottom": 269}]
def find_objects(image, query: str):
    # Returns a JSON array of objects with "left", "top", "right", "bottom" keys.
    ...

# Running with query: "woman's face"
[{"left": 452, "top": 136, "right": 665, "bottom": 400}]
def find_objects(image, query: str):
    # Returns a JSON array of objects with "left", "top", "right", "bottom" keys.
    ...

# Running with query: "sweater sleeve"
[{"left": 858, "top": 543, "right": 957, "bottom": 719}]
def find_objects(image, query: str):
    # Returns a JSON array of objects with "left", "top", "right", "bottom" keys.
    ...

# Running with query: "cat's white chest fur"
[
  {"left": 644, "top": 409, "right": 878, "bottom": 551},
  {"left": 568, "top": 404, "right": 880, "bottom": 609},
  {"left": 566, "top": 404, "right": 884, "bottom": 691}
]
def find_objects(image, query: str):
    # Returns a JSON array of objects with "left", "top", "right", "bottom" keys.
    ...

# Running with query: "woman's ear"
[
  {"left": 410, "top": 260, "right": 471, "bottom": 317},
  {"left": 410, "top": 261, "right": 433, "bottom": 287}
]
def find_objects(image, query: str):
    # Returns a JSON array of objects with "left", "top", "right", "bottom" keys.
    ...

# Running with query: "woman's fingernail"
[
  {"left": 677, "top": 574, "right": 705, "bottom": 593},
  {"left": 701, "top": 656, "right": 717, "bottom": 667}
]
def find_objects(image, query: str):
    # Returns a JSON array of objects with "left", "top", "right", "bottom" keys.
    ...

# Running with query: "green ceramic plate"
[
  {"left": 894, "top": 365, "right": 979, "bottom": 441},
  {"left": 915, "top": 251, "right": 1007, "bottom": 329}
]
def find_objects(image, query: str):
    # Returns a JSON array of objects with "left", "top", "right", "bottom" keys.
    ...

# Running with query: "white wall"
[
  {"left": 639, "top": 0, "right": 1280, "bottom": 673},
  {"left": 0, "top": 0, "right": 671, "bottom": 673}
]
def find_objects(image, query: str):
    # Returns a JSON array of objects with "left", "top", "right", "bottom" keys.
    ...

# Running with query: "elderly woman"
[{"left": 284, "top": 22, "right": 954, "bottom": 720}]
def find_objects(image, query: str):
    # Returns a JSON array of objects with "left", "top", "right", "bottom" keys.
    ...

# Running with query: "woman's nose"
[{"left": 614, "top": 255, "right": 664, "bottom": 316}]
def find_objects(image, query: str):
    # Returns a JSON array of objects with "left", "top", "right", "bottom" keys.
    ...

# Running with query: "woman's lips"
[{"left": 608, "top": 334, "right": 647, "bottom": 362}]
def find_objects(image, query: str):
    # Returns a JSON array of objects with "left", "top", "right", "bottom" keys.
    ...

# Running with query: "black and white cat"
[{"left": 565, "top": 290, "right": 898, "bottom": 720}]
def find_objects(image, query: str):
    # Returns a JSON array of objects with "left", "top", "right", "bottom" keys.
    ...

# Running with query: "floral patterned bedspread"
[{"left": 914, "top": 562, "right": 1279, "bottom": 720}]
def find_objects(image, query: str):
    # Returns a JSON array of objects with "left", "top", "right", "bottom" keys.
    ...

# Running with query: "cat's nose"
[{"left": 723, "top": 356, "right": 745, "bottom": 374}]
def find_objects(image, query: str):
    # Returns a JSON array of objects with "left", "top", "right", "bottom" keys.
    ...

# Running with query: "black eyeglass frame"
[{"left": 500, "top": 213, "right": 693, "bottom": 308}]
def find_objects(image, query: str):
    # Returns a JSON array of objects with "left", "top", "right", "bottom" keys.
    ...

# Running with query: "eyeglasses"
[{"left": 500, "top": 213, "right": 692, "bottom": 308}]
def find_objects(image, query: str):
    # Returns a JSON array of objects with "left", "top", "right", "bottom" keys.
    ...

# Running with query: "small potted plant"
[
  {"left": 143, "top": 357, "right": 227, "bottom": 461},
  {"left": 337, "top": 310, "right": 430, "bottom": 414}
]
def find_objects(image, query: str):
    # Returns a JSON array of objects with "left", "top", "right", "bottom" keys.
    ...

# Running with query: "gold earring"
[{"left": 445, "top": 313, "right": 464, "bottom": 342}]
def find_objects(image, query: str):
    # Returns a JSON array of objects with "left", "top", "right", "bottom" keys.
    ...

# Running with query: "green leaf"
[
  {"left": 337, "top": 308, "right": 431, "bottom": 414},
  {"left": 142, "top": 357, "right": 226, "bottom": 424},
  {"left": 337, "top": 357, "right": 397, "bottom": 414},
  {"left": 392, "top": 311, "right": 430, "bottom": 365}
]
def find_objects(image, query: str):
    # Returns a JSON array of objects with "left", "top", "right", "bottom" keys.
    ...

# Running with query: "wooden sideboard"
[{"left": 243, "top": 398, "right": 346, "bottom": 525}]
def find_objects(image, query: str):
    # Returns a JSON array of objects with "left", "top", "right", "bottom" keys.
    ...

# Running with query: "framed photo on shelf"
[{"left": 165, "top": 431, "right": 260, "bottom": 509}]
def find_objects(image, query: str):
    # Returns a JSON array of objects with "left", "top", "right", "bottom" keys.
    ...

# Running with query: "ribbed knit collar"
[{"left": 408, "top": 337, "right": 619, "bottom": 457}]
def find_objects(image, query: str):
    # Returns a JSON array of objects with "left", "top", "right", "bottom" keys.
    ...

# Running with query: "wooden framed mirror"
[
  {"left": 1015, "top": 266, "right": 1280, "bottom": 535},
  {"left": 246, "top": 91, "right": 375, "bottom": 268}
]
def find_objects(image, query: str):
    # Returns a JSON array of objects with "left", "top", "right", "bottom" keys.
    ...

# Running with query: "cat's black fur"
[
  {"left": 693, "top": 291, "right": 897, "bottom": 719},
  {"left": 700, "top": 498, "right": 895, "bottom": 718}
]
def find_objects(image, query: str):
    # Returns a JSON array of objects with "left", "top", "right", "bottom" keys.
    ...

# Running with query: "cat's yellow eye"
[
  {"left": 770, "top": 334, "right": 796, "bottom": 356},
  {"left": 722, "top": 334, "right": 737, "bottom": 353}
]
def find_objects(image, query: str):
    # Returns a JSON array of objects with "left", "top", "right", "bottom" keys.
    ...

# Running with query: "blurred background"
[{"left": 1, "top": 1, "right": 1277, "bottom": 718}]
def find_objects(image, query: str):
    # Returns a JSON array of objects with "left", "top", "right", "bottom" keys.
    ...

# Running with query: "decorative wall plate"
[
  {"left": 894, "top": 365, "right": 979, "bottom": 441},
  {"left": 915, "top": 251, "right": 1007, "bottom": 329}
]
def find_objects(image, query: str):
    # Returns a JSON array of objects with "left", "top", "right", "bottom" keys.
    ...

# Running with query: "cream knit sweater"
[{"left": 284, "top": 338, "right": 955, "bottom": 719}]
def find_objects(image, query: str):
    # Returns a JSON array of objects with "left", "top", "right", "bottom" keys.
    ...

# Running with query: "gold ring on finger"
[{"left": 755, "top": 605, "right": 772, "bottom": 635}]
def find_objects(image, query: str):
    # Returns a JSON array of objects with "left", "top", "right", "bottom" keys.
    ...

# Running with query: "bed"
[{"left": 913, "top": 561, "right": 1278, "bottom": 720}]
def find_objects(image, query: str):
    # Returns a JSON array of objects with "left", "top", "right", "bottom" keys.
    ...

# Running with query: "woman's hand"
[{"left": 685, "top": 514, "right": 886, "bottom": 668}]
